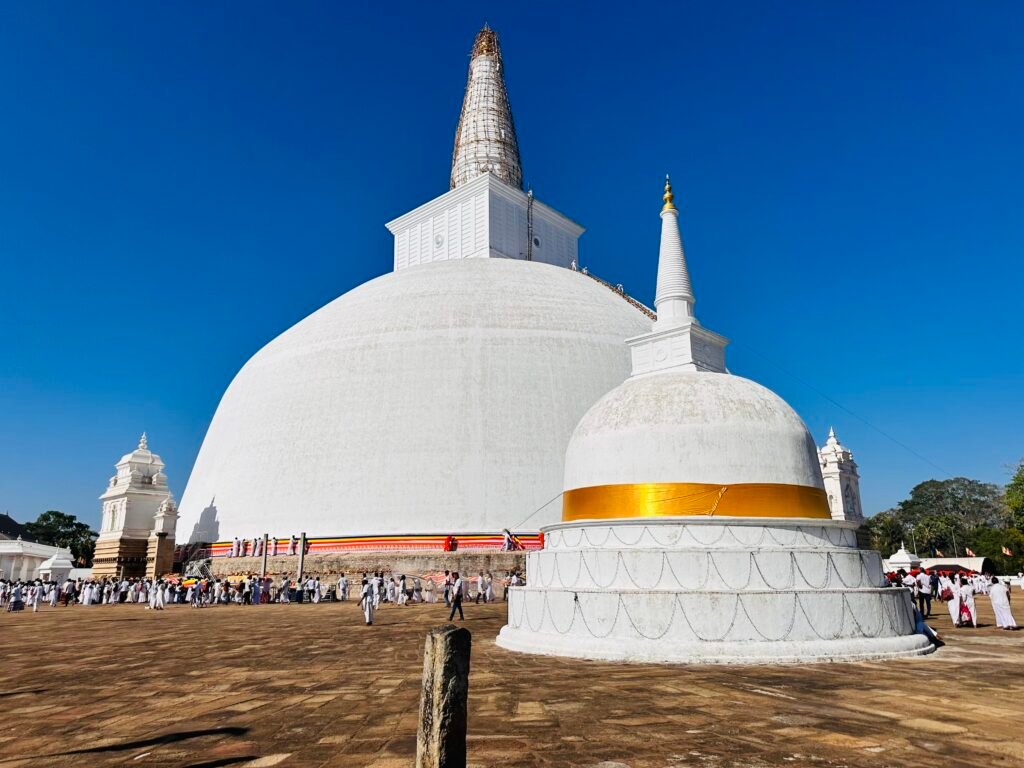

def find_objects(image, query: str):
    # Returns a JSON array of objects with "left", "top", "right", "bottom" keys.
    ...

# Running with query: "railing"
[{"left": 578, "top": 268, "right": 656, "bottom": 320}]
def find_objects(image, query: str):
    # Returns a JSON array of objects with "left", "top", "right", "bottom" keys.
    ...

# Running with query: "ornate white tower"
[
  {"left": 93, "top": 433, "right": 174, "bottom": 578},
  {"left": 628, "top": 176, "right": 729, "bottom": 376},
  {"left": 818, "top": 427, "right": 863, "bottom": 522},
  {"left": 386, "top": 26, "right": 583, "bottom": 272}
]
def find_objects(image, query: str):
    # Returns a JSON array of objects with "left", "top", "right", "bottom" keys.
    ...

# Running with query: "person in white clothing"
[
  {"left": 989, "top": 577, "right": 1017, "bottom": 629},
  {"left": 337, "top": 573, "right": 349, "bottom": 602},
  {"left": 899, "top": 570, "right": 918, "bottom": 597},
  {"left": 448, "top": 572, "right": 465, "bottom": 621},
  {"left": 474, "top": 572, "right": 486, "bottom": 604},
  {"left": 915, "top": 570, "right": 933, "bottom": 617},
  {"left": 360, "top": 578, "right": 374, "bottom": 625},
  {"left": 484, "top": 572, "right": 495, "bottom": 603},
  {"left": 956, "top": 576, "right": 976, "bottom": 627}
]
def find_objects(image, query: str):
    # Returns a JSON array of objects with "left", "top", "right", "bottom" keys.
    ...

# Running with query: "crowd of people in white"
[
  {"left": 0, "top": 568, "right": 524, "bottom": 619},
  {"left": 897, "top": 569, "right": 1019, "bottom": 631}
]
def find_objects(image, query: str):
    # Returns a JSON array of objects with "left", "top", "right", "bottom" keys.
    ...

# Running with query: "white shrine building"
[
  {"left": 818, "top": 427, "right": 863, "bottom": 523},
  {"left": 93, "top": 434, "right": 179, "bottom": 579},
  {"left": 0, "top": 536, "right": 73, "bottom": 582}
]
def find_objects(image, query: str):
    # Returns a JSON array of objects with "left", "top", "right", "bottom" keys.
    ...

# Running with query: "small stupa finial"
[
  {"left": 139, "top": 432, "right": 148, "bottom": 450},
  {"left": 662, "top": 174, "right": 676, "bottom": 212}
]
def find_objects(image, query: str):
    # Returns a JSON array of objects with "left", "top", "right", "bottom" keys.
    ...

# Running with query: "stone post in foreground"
[{"left": 416, "top": 624, "right": 472, "bottom": 768}]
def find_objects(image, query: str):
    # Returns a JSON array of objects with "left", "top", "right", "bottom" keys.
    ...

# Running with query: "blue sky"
[{"left": 1, "top": 2, "right": 1021, "bottom": 531}]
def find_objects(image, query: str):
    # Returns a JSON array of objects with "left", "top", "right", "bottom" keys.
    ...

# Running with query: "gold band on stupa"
[{"left": 562, "top": 482, "right": 832, "bottom": 521}]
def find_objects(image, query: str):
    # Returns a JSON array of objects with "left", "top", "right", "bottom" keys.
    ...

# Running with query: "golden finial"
[{"left": 662, "top": 174, "right": 676, "bottom": 212}]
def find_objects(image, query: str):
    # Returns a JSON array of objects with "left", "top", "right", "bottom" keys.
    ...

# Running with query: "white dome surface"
[
  {"left": 178, "top": 258, "right": 651, "bottom": 543},
  {"left": 565, "top": 371, "right": 824, "bottom": 492}
]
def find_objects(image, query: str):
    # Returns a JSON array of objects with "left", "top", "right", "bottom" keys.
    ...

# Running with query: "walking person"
[
  {"left": 475, "top": 571, "right": 486, "bottom": 604},
  {"left": 448, "top": 572, "right": 465, "bottom": 621},
  {"left": 443, "top": 570, "right": 452, "bottom": 607},
  {"left": 485, "top": 572, "right": 495, "bottom": 603},
  {"left": 360, "top": 578, "right": 374, "bottom": 625},
  {"left": 279, "top": 575, "right": 291, "bottom": 603},
  {"left": 337, "top": 573, "right": 349, "bottom": 602},
  {"left": 916, "top": 569, "right": 933, "bottom": 618},
  {"left": 957, "top": 576, "right": 977, "bottom": 628},
  {"left": 989, "top": 576, "right": 1018, "bottom": 629}
]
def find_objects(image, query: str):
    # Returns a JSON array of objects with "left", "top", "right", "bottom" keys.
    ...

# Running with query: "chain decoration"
[
  {"left": 506, "top": 588, "right": 914, "bottom": 644},
  {"left": 529, "top": 548, "right": 879, "bottom": 593},
  {"left": 546, "top": 522, "right": 856, "bottom": 552}
]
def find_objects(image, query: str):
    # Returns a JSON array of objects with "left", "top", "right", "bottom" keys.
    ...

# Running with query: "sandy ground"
[{"left": 0, "top": 592, "right": 1021, "bottom": 768}]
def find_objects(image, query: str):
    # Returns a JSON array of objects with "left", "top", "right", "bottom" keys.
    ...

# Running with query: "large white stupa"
[
  {"left": 497, "top": 179, "right": 932, "bottom": 663},
  {"left": 176, "top": 28, "right": 651, "bottom": 546}
]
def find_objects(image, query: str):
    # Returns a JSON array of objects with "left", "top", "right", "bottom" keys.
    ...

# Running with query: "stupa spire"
[
  {"left": 653, "top": 175, "right": 696, "bottom": 329},
  {"left": 139, "top": 432, "right": 148, "bottom": 450},
  {"left": 625, "top": 175, "right": 728, "bottom": 376},
  {"left": 450, "top": 26, "right": 523, "bottom": 190}
]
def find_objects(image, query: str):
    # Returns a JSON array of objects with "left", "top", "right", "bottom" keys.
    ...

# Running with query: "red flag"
[
  {"left": 1002, "top": 546, "right": 1013, "bottom": 557},
  {"left": 935, "top": 549, "right": 944, "bottom": 557},
  {"left": 965, "top": 547, "right": 976, "bottom": 557}
]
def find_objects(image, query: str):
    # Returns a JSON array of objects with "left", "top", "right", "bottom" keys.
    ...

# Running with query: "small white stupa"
[
  {"left": 885, "top": 543, "right": 921, "bottom": 572},
  {"left": 497, "top": 178, "right": 932, "bottom": 663},
  {"left": 38, "top": 549, "right": 74, "bottom": 583}
]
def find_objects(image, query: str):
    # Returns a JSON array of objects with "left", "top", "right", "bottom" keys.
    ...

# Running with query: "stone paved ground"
[{"left": 0, "top": 596, "right": 1021, "bottom": 768}]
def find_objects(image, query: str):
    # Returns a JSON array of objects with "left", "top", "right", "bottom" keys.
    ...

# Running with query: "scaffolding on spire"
[{"left": 450, "top": 26, "right": 523, "bottom": 190}]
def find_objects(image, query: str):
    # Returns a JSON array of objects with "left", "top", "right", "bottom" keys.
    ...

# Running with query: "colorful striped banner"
[{"left": 200, "top": 532, "right": 542, "bottom": 559}]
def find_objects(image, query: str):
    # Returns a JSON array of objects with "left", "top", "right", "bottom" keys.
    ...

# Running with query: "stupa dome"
[
  {"left": 177, "top": 258, "right": 650, "bottom": 542},
  {"left": 562, "top": 371, "right": 830, "bottom": 520}
]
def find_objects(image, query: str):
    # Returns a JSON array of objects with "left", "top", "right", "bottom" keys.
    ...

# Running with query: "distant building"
[
  {"left": 882, "top": 543, "right": 921, "bottom": 572},
  {"left": 0, "top": 512, "right": 73, "bottom": 581},
  {"left": 818, "top": 427, "right": 863, "bottom": 523}
]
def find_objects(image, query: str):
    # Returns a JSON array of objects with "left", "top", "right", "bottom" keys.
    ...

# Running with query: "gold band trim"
[{"left": 562, "top": 482, "right": 831, "bottom": 521}]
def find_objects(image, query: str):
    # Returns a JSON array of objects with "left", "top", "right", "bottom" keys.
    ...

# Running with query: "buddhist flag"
[
  {"left": 965, "top": 547, "right": 976, "bottom": 557},
  {"left": 1002, "top": 546, "right": 1014, "bottom": 557},
  {"left": 935, "top": 549, "right": 944, "bottom": 557}
]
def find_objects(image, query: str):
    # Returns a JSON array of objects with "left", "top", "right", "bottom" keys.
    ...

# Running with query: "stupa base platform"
[
  {"left": 497, "top": 517, "right": 936, "bottom": 664},
  {"left": 497, "top": 623, "right": 933, "bottom": 664}
]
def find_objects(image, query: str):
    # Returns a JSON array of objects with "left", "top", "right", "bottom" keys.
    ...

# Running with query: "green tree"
[
  {"left": 23, "top": 510, "right": 98, "bottom": 566},
  {"left": 1006, "top": 460, "right": 1024, "bottom": 530},
  {"left": 863, "top": 509, "right": 905, "bottom": 556},
  {"left": 897, "top": 477, "right": 1007, "bottom": 530}
]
